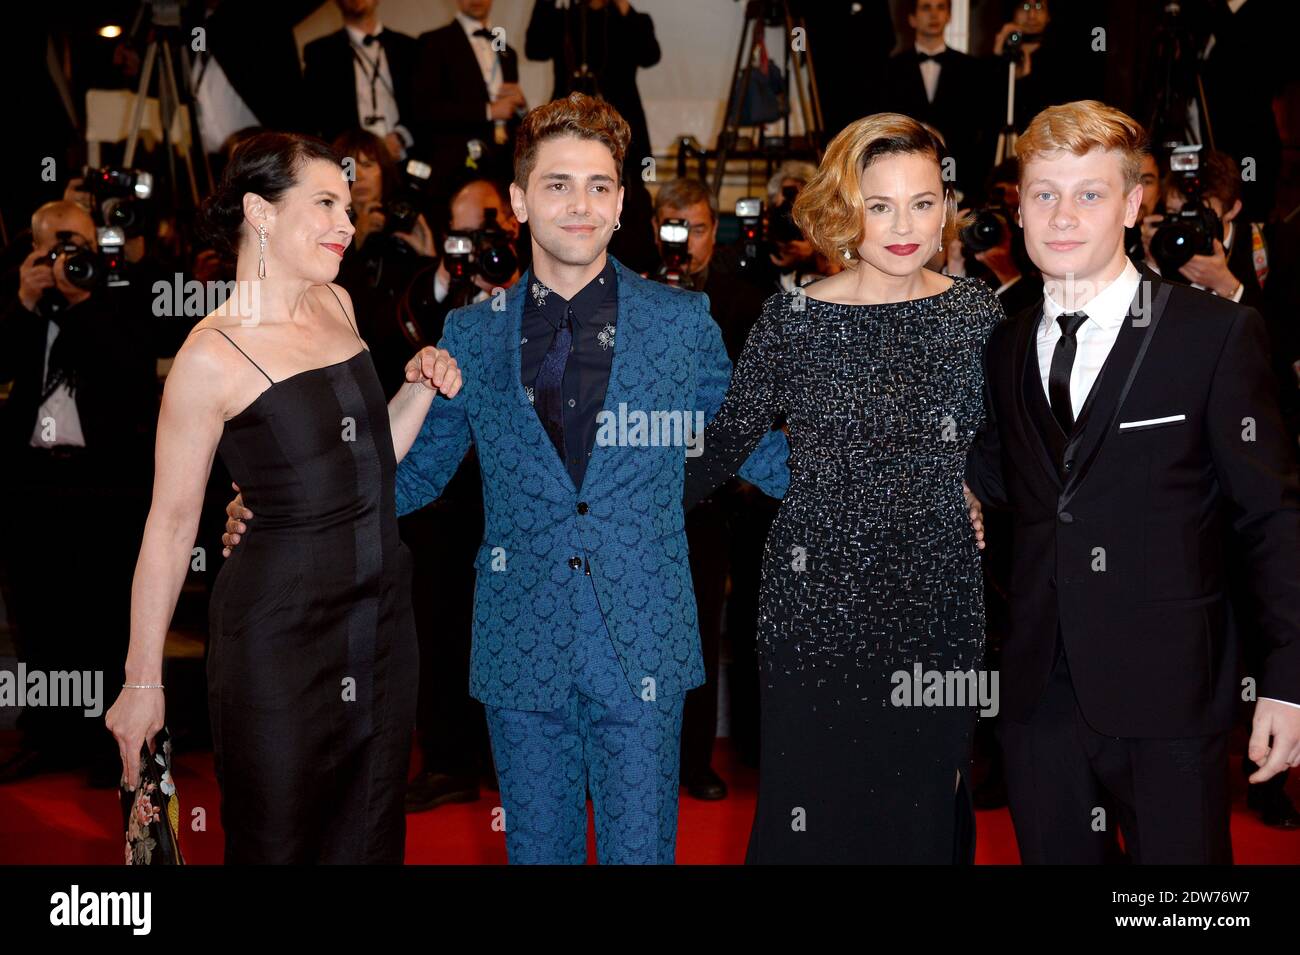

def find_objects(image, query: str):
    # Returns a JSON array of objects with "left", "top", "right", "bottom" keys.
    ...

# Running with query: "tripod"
[
  {"left": 711, "top": 0, "right": 824, "bottom": 198},
  {"left": 122, "top": 0, "right": 212, "bottom": 207},
  {"left": 1146, "top": 1, "right": 1215, "bottom": 151}
]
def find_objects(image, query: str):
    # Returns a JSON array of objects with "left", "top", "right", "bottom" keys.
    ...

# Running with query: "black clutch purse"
[{"left": 120, "top": 727, "right": 185, "bottom": 865}]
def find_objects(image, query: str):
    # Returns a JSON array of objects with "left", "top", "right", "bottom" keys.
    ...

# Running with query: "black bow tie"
[
  {"left": 917, "top": 51, "right": 943, "bottom": 63},
  {"left": 473, "top": 27, "right": 494, "bottom": 39},
  {"left": 361, "top": 31, "right": 380, "bottom": 45}
]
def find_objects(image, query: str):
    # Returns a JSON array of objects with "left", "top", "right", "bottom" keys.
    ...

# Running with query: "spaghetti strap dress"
[{"left": 196, "top": 287, "right": 418, "bottom": 863}]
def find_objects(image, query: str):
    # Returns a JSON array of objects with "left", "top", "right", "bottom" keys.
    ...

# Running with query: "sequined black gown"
[
  {"left": 685, "top": 276, "right": 1003, "bottom": 863},
  {"left": 199, "top": 312, "right": 418, "bottom": 864}
]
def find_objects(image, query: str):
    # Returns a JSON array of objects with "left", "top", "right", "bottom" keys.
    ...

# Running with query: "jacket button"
[
  {"left": 1058, "top": 511, "right": 1074, "bottom": 524},
  {"left": 1063, "top": 459, "right": 1074, "bottom": 472},
  {"left": 577, "top": 502, "right": 589, "bottom": 515},
  {"left": 568, "top": 556, "right": 582, "bottom": 570}
]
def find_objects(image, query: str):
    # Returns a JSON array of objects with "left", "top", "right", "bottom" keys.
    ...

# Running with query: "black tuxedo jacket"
[
  {"left": 184, "top": 0, "right": 319, "bottom": 136},
  {"left": 0, "top": 296, "right": 156, "bottom": 483},
  {"left": 966, "top": 264, "right": 1300, "bottom": 737},
  {"left": 301, "top": 27, "right": 419, "bottom": 146},
  {"left": 880, "top": 48, "right": 995, "bottom": 198},
  {"left": 410, "top": 22, "right": 520, "bottom": 183}
]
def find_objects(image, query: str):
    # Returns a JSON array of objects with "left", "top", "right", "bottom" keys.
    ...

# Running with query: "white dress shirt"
[
  {"left": 916, "top": 44, "right": 944, "bottom": 103},
  {"left": 30, "top": 320, "right": 86, "bottom": 448},
  {"left": 345, "top": 22, "right": 410, "bottom": 149},
  {"left": 1037, "top": 259, "right": 1141, "bottom": 418}
]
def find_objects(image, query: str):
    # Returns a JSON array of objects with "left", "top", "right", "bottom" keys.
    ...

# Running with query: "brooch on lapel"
[
  {"left": 525, "top": 385, "right": 535, "bottom": 405},
  {"left": 597, "top": 323, "right": 616, "bottom": 350},
  {"left": 530, "top": 282, "right": 550, "bottom": 308}
]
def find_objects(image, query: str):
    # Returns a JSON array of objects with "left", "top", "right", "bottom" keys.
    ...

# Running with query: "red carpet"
[{"left": 2, "top": 732, "right": 1297, "bottom": 864}]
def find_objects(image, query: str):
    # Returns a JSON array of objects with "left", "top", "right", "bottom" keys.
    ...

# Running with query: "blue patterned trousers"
[{"left": 484, "top": 579, "right": 685, "bottom": 864}]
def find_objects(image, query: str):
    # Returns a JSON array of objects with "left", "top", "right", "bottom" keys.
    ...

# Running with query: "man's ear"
[
  {"left": 1122, "top": 182, "right": 1144, "bottom": 229},
  {"left": 508, "top": 181, "right": 529, "bottom": 224},
  {"left": 1222, "top": 198, "right": 1243, "bottom": 224}
]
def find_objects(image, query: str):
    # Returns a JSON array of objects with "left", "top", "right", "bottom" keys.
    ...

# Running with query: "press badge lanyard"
[{"left": 350, "top": 40, "right": 395, "bottom": 127}]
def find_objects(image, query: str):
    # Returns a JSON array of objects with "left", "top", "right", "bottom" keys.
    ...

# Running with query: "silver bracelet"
[{"left": 123, "top": 683, "right": 164, "bottom": 689}]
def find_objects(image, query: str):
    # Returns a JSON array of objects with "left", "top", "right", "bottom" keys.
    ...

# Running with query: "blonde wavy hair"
[
  {"left": 1015, "top": 100, "right": 1149, "bottom": 191},
  {"left": 792, "top": 113, "right": 963, "bottom": 265}
]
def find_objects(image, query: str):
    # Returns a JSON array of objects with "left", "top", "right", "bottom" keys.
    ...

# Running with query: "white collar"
[
  {"left": 1041, "top": 258, "right": 1141, "bottom": 334},
  {"left": 457, "top": 12, "right": 492, "bottom": 37},
  {"left": 345, "top": 22, "right": 384, "bottom": 46}
]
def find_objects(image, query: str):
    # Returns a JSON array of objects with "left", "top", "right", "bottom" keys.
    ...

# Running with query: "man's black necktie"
[
  {"left": 1048, "top": 311, "right": 1089, "bottom": 434},
  {"left": 362, "top": 32, "right": 380, "bottom": 45},
  {"left": 534, "top": 304, "right": 573, "bottom": 461}
]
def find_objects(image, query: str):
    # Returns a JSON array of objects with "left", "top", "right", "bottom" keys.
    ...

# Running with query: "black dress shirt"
[{"left": 520, "top": 259, "right": 618, "bottom": 488}]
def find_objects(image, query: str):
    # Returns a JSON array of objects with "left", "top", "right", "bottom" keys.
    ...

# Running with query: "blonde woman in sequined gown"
[{"left": 684, "top": 115, "right": 1003, "bottom": 863}]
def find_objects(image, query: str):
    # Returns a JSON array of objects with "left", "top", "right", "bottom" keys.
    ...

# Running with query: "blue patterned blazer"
[{"left": 395, "top": 257, "right": 789, "bottom": 710}]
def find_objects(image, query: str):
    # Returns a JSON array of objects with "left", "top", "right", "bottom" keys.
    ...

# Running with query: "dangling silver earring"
[
  {"left": 257, "top": 225, "right": 267, "bottom": 279},
  {"left": 613, "top": 219, "right": 622, "bottom": 232}
]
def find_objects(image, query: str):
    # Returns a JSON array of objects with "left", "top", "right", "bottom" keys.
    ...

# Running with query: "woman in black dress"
[
  {"left": 685, "top": 115, "right": 1003, "bottom": 863},
  {"left": 105, "top": 133, "right": 461, "bottom": 863}
]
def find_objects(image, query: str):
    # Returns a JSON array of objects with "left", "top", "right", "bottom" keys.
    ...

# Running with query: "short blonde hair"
[
  {"left": 792, "top": 113, "right": 961, "bottom": 264},
  {"left": 1016, "top": 100, "right": 1149, "bottom": 191}
]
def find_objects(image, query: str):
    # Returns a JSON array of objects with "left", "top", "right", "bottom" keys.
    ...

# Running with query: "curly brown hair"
[{"left": 513, "top": 92, "right": 632, "bottom": 189}]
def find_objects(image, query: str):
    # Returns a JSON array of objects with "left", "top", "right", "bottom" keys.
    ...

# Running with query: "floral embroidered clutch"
[{"left": 120, "top": 727, "right": 185, "bottom": 865}]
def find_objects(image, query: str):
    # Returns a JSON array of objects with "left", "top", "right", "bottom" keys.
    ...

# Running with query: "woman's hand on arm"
[
  {"left": 106, "top": 334, "right": 229, "bottom": 789},
  {"left": 389, "top": 345, "right": 463, "bottom": 463}
]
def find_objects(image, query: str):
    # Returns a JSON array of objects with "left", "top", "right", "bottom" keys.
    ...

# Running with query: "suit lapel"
[
  {"left": 505, "top": 271, "right": 574, "bottom": 490},
  {"left": 579, "top": 257, "right": 646, "bottom": 494},
  {"left": 1013, "top": 298, "right": 1064, "bottom": 488},
  {"left": 1060, "top": 273, "right": 1172, "bottom": 506}
]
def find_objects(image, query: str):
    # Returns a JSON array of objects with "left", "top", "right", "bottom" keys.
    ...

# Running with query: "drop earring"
[
  {"left": 258, "top": 225, "right": 267, "bottom": 279},
  {"left": 613, "top": 219, "right": 622, "bottom": 232}
]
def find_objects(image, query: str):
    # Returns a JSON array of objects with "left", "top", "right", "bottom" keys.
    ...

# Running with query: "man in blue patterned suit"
[{"left": 394, "top": 93, "right": 788, "bottom": 863}]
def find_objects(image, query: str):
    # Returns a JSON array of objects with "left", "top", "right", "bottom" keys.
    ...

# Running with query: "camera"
[
  {"left": 768, "top": 185, "right": 804, "bottom": 244},
  {"left": 442, "top": 208, "right": 519, "bottom": 289},
  {"left": 655, "top": 218, "right": 692, "bottom": 288},
  {"left": 82, "top": 165, "right": 153, "bottom": 238},
  {"left": 34, "top": 227, "right": 129, "bottom": 315},
  {"left": 1150, "top": 144, "right": 1221, "bottom": 277},
  {"left": 960, "top": 187, "right": 1014, "bottom": 255},
  {"left": 382, "top": 159, "right": 434, "bottom": 237},
  {"left": 1001, "top": 30, "right": 1042, "bottom": 66}
]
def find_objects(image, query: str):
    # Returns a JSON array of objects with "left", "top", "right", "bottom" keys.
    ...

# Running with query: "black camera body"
[
  {"left": 83, "top": 165, "right": 153, "bottom": 238},
  {"left": 443, "top": 208, "right": 519, "bottom": 290},
  {"left": 768, "top": 185, "right": 804, "bottom": 244},
  {"left": 35, "top": 228, "right": 129, "bottom": 315},
  {"left": 960, "top": 193, "right": 1013, "bottom": 256},
  {"left": 1151, "top": 144, "right": 1222, "bottom": 277},
  {"left": 382, "top": 158, "right": 434, "bottom": 237}
]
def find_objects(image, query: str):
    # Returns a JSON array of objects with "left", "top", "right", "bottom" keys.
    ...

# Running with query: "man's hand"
[
  {"left": 964, "top": 481, "right": 985, "bottom": 551},
  {"left": 1247, "top": 699, "right": 1300, "bottom": 783},
  {"left": 405, "top": 346, "right": 463, "bottom": 398},
  {"left": 221, "top": 482, "right": 251, "bottom": 557},
  {"left": 392, "top": 212, "right": 437, "bottom": 258},
  {"left": 1178, "top": 238, "right": 1241, "bottom": 298},
  {"left": 17, "top": 249, "right": 55, "bottom": 312}
]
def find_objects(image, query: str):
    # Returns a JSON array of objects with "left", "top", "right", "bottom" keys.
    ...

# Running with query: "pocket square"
[{"left": 1119, "top": 414, "right": 1186, "bottom": 431}]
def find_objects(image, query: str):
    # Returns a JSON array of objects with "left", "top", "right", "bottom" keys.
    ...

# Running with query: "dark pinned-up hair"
[{"left": 198, "top": 131, "right": 342, "bottom": 260}]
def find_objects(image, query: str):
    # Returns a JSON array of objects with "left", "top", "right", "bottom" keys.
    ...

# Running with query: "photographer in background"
[
  {"left": 719, "top": 161, "right": 830, "bottom": 297},
  {"left": 0, "top": 200, "right": 156, "bottom": 787},
  {"left": 1141, "top": 148, "right": 1262, "bottom": 307},
  {"left": 944, "top": 159, "right": 1039, "bottom": 315},
  {"left": 650, "top": 177, "right": 767, "bottom": 799}
]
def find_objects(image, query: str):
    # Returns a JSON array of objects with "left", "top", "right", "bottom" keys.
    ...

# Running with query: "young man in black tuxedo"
[
  {"left": 410, "top": 0, "right": 525, "bottom": 193},
  {"left": 965, "top": 101, "right": 1300, "bottom": 864},
  {"left": 302, "top": 0, "right": 418, "bottom": 156},
  {"left": 880, "top": 0, "right": 994, "bottom": 201}
]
